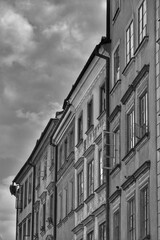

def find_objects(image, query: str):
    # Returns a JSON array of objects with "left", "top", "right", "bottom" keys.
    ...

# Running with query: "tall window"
[
  {"left": 113, "top": 128, "right": 120, "bottom": 167},
  {"left": 59, "top": 145, "right": 63, "bottom": 169},
  {"left": 65, "top": 187, "right": 68, "bottom": 216},
  {"left": 64, "top": 138, "right": 68, "bottom": 160},
  {"left": 42, "top": 203, "right": 46, "bottom": 231},
  {"left": 139, "top": 91, "right": 148, "bottom": 135},
  {"left": 50, "top": 194, "right": 54, "bottom": 220},
  {"left": 138, "top": 0, "right": 147, "bottom": 44},
  {"left": 78, "top": 113, "right": 83, "bottom": 142},
  {"left": 100, "top": 83, "right": 106, "bottom": 114},
  {"left": 128, "top": 198, "right": 135, "bottom": 240},
  {"left": 24, "top": 179, "right": 28, "bottom": 208},
  {"left": 70, "top": 129, "right": 74, "bottom": 152},
  {"left": 35, "top": 211, "right": 39, "bottom": 236},
  {"left": 88, "top": 160, "right": 94, "bottom": 196},
  {"left": 19, "top": 185, "right": 23, "bottom": 212},
  {"left": 99, "top": 149, "right": 104, "bottom": 186},
  {"left": 126, "top": 21, "right": 134, "bottom": 64},
  {"left": 19, "top": 225, "right": 22, "bottom": 240},
  {"left": 140, "top": 185, "right": 149, "bottom": 238},
  {"left": 43, "top": 160, "right": 47, "bottom": 179},
  {"left": 28, "top": 218, "right": 31, "bottom": 236},
  {"left": 127, "top": 109, "right": 135, "bottom": 152},
  {"left": 23, "top": 221, "right": 26, "bottom": 238},
  {"left": 28, "top": 173, "right": 32, "bottom": 203},
  {"left": 59, "top": 193, "right": 62, "bottom": 221},
  {"left": 50, "top": 145, "right": 55, "bottom": 167},
  {"left": 77, "top": 170, "right": 84, "bottom": 205},
  {"left": 87, "top": 98, "right": 93, "bottom": 129},
  {"left": 70, "top": 180, "right": 74, "bottom": 211},
  {"left": 114, "top": 45, "right": 120, "bottom": 85},
  {"left": 37, "top": 164, "right": 41, "bottom": 187},
  {"left": 87, "top": 231, "right": 94, "bottom": 240},
  {"left": 113, "top": 210, "right": 120, "bottom": 240},
  {"left": 99, "top": 222, "right": 106, "bottom": 240}
]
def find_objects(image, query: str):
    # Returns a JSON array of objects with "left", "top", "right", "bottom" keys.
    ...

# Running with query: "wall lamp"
[{"left": 95, "top": 36, "right": 110, "bottom": 60}]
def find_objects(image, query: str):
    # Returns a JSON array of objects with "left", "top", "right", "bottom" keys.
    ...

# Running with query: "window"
[
  {"left": 70, "top": 180, "right": 74, "bottom": 211},
  {"left": 128, "top": 198, "right": 135, "bottom": 240},
  {"left": 70, "top": 129, "right": 74, "bottom": 152},
  {"left": 42, "top": 203, "right": 46, "bottom": 231},
  {"left": 114, "top": 45, "right": 120, "bottom": 85},
  {"left": 138, "top": 0, "right": 147, "bottom": 44},
  {"left": 64, "top": 138, "right": 68, "bottom": 160},
  {"left": 99, "top": 222, "right": 106, "bottom": 240},
  {"left": 23, "top": 221, "right": 26, "bottom": 238},
  {"left": 99, "top": 149, "right": 104, "bottom": 186},
  {"left": 113, "top": 210, "right": 120, "bottom": 240},
  {"left": 28, "top": 173, "right": 32, "bottom": 203},
  {"left": 65, "top": 187, "right": 68, "bottom": 216},
  {"left": 88, "top": 160, "right": 94, "bottom": 196},
  {"left": 18, "top": 185, "right": 23, "bottom": 211},
  {"left": 126, "top": 21, "right": 134, "bottom": 64},
  {"left": 59, "top": 193, "right": 62, "bottom": 221},
  {"left": 19, "top": 225, "right": 22, "bottom": 240},
  {"left": 24, "top": 179, "right": 28, "bottom": 208},
  {"left": 50, "top": 194, "right": 54, "bottom": 220},
  {"left": 43, "top": 160, "right": 47, "bottom": 179},
  {"left": 59, "top": 145, "right": 63, "bottom": 169},
  {"left": 37, "top": 164, "right": 41, "bottom": 187},
  {"left": 77, "top": 170, "right": 84, "bottom": 205},
  {"left": 35, "top": 211, "right": 39, "bottom": 235},
  {"left": 139, "top": 91, "right": 148, "bottom": 134},
  {"left": 100, "top": 83, "right": 106, "bottom": 114},
  {"left": 113, "top": 128, "right": 120, "bottom": 167},
  {"left": 140, "top": 185, "right": 149, "bottom": 238},
  {"left": 87, "top": 98, "right": 93, "bottom": 129},
  {"left": 87, "top": 231, "right": 94, "bottom": 240},
  {"left": 78, "top": 113, "right": 83, "bottom": 142},
  {"left": 127, "top": 109, "right": 135, "bottom": 152},
  {"left": 28, "top": 218, "right": 31, "bottom": 236},
  {"left": 50, "top": 145, "right": 55, "bottom": 167},
  {"left": 113, "top": 0, "right": 120, "bottom": 20}
]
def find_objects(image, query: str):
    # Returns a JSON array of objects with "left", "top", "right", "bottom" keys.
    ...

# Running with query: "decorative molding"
[
  {"left": 39, "top": 191, "right": 47, "bottom": 204},
  {"left": 75, "top": 203, "right": 84, "bottom": 213},
  {"left": 121, "top": 160, "right": 151, "bottom": 190},
  {"left": 134, "top": 36, "right": 149, "bottom": 57},
  {"left": 95, "top": 183, "right": 106, "bottom": 194},
  {"left": 81, "top": 214, "right": 95, "bottom": 227},
  {"left": 74, "top": 157, "right": 84, "bottom": 169},
  {"left": 34, "top": 200, "right": 40, "bottom": 212},
  {"left": 72, "top": 223, "right": 83, "bottom": 234},
  {"left": 110, "top": 79, "right": 121, "bottom": 95},
  {"left": 94, "top": 133, "right": 102, "bottom": 145},
  {"left": 92, "top": 204, "right": 106, "bottom": 217},
  {"left": 46, "top": 181, "right": 55, "bottom": 195},
  {"left": 84, "top": 193, "right": 95, "bottom": 204},
  {"left": 108, "top": 105, "right": 121, "bottom": 123},
  {"left": 121, "top": 64, "right": 149, "bottom": 105},
  {"left": 83, "top": 144, "right": 95, "bottom": 158},
  {"left": 122, "top": 57, "right": 135, "bottom": 76},
  {"left": 109, "top": 189, "right": 121, "bottom": 203}
]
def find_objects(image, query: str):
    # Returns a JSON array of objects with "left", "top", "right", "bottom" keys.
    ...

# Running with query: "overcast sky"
[{"left": 0, "top": 0, "right": 106, "bottom": 239}]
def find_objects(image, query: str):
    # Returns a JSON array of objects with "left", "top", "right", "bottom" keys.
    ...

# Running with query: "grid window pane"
[
  {"left": 77, "top": 170, "right": 84, "bottom": 205},
  {"left": 127, "top": 109, "right": 135, "bottom": 151},
  {"left": 88, "top": 160, "right": 94, "bottom": 196},
  {"left": 113, "top": 210, "right": 120, "bottom": 240},
  {"left": 114, "top": 45, "right": 120, "bottom": 84},
  {"left": 138, "top": 0, "right": 147, "bottom": 44},
  {"left": 99, "top": 222, "right": 106, "bottom": 240},
  {"left": 128, "top": 198, "right": 135, "bottom": 240},
  {"left": 140, "top": 186, "right": 149, "bottom": 238},
  {"left": 126, "top": 21, "right": 134, "bottom": 64}
]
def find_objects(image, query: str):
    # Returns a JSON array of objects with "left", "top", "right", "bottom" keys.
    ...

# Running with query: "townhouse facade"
[{"left": 10, "top": 1, "right": 160, "bottom": 240}]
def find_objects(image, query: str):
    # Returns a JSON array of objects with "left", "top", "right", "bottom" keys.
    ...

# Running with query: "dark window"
[
  {"left": 128, "top": 198, "right": 135, "bottom": 240},
  {"left": 140, "top": 185, "right": 149, "bottom": 238},
  {"left": 23, "top": 221, "right": 26, "bottom": 238},
  {"left": 50, "top": 145, "right": 55, "bottom": 167},
  {"left": 87, "top": 231, "right": 94, "bottom": 240},
  {"left": 42, "top": 203, "right": 46, "bottom": 230},
  {"left": 28, "top": 173, "right": 32, "bottom": 203},
  {"left": 59, "top": 145, "right": 63, "bottom": 169},
  {"left": 78, "top": 113, "right": 83, "bottom": 142},
  {"left": 126, "top": 21, "right": 134, "bottom": 64},
  {"left": 99, "top": 222, "right": 106, "bottom": 240},
  {"left": 19, "top": 225, "right": 22, "bottom": 240},
  {"left": 127, "top": 109, "right": 135, "bottom": 152},
  {"left": 138, "top": 0, "right": 147, "bottom": 44},
  {"left": 87, "top": 99, "right": 93, "bottom": 129},
  {"left": 139, "top": 91, "right": 148, "bottom": 132},
  {"left": 24, "top": 179, "right": 28, "bottom": 208},
  {"left": 114, "top": 45, "right": 120, "bottom": 85},
  {"left": 50, "top": 194, "right": 54, "bottom": 220},
  {"left": 59, "top": 193, "right": 62, "bottom": 221},
  {"left": 37, "top": 164, "right": 41, "bottom": 187},
  {"left": 64, "top": 138, "right": 68, "bottom": 160},
  {"left": 71, "top": 180, "right": 74, "bottom": 210},
  {"left": 77, "top": 170, "right": 84, "bottom": 205},
  {"left": 113, "top": 210, "right": 120, "bottom": 240},
  {"left": 65, "top": 187, "right": 68, "bottom": 216},
  {"left": 44, "top": 160, "right": 47, "bottom": 179},
  {"left": 28, "top": 218, "right": 31, "bottom": 236},
  {"left": 88, "top": 160, "right": 94, "bottom": 196},
  {"left": 70, "top": 129, "right": 74, "bottom": 152},
  {"left": 35, "top": 211, "right": 39, "bottom": 236},
  {"left": 100, "top": 83, "right": 106, "bottom": 114}
]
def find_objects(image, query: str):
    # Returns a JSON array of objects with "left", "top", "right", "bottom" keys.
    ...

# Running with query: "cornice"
[
  {"left": 83, "top": 144, "right": 95, "bottom": 158},
  {"left": 109, "top": 189, "right": 121, "bottom": 203},
  {"left": 108, "top": 105, "right": 121, "bottom": 123}
]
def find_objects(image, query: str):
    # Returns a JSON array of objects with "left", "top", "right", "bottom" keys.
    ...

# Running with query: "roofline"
[{"left": 13, "top": 118, "right": 58, "bottom": 183}]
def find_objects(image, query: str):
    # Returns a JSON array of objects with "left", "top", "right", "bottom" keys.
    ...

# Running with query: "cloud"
[{"left": 0, "top": 1, "right": 36, "bottom": 66}]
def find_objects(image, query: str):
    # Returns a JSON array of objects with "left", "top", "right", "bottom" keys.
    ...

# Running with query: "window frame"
[
  {"left": 128, "top": 197, "right": 136, "bottom": 240},
  {"left": 112, "top": 126, "right": 120, "bottom": 168},
  {"left": 77, "top": 170, "right": 84, "bottom": 206},
  {"left": 87, "top": 230, "right": 94, "bottom": 240},
  {"left": 113, "top": 209, "right": 120, "bottom": 240},
  {"left": 140, "top": 184, "right": 149, "bottom": 238},
  {"left": 100, "top": 82, "right": 106, "bottom": 114},
  {"left": 87, "top": 159, "right": 94, "bottom": 197},
  {"left": 138, "top": 0, "right": 147, "bottom": 44},
  {"left": 127, "top": 107, "right": 135, "bottom": 152},
  {"left": 99, "top": 148, "right": 105, "bottom": 186},
  {"left": 99, "top": 221, "right": 106, "bottom": 240},
  {"left": 126, "top": 20, "right": 134, "bottom": 65},
  {"left": 24, "top": 179, "right": 28, "bottom": 208},
  {"left": 113, "top": 44, "right": 120, "bottom": 85},
  {"left": 87, "top": 98, "right": 93, "bottom": 130},
  {"left": 78, "top": 112, "right": 83, "bottom": 143}
]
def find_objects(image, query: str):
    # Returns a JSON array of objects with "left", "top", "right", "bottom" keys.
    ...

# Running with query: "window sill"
[
  {"left": 85, "top": 125, "right": 94, "bottom": 135},
  {"left": 57, "top": 220, "right": 62, "bottom": 228},
  {"left": 122, "top": 148, "right": 135, "bottom": 164},
  {"left": 76, "top": 139, "right": 83, "bottom": 148},
  {"left": 140, "top": 234, "right": 150, "bottom": 240},
  {"left": 68, "top": 209, "right": 74, "bottom": 217},
  {"left": 110, "top": 79, "right": 121, "bottom": 95},
  {"left": 84, "top": 193, "right": 95, "bottom": 204},
  {"left": 110, "top": 163, "right": 121, "bottom": 176},
  {"left": 95, "top": 183, "right": 106, "bottom": 193},
  {"left": 35, "top": 184, "right": 40, "bottom": 190},
  {"left": 97, "top": 110, "right": 106, "bottom": 121},
  {"left": 112, "top": 7, "right": 120, "bottom": 23},
  {"left": 49, "top": 163, "right": 54, "bottom": 171},
  {"left": 122, "top": 57, "right": 135, "bottom": 76},
  {"left": 135, "top": 132, "right": 149, "bottom": 151},
  {"left": 62, "top": 215, "right": 68, "bottom": 224},
  {"left": 134, "top": 35, "right": 149, "bottom": 57}
]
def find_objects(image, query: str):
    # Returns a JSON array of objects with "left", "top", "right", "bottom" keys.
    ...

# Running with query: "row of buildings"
[{"left": 10, "top": 0, "right": 160, "bottom": 239}]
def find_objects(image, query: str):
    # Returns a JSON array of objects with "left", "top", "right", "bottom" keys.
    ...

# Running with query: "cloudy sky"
[{"left": 0, "top": 0, "right": 106, "bottom": 239}]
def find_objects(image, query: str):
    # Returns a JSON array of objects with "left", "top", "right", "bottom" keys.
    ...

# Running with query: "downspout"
[{"left": 106, "top": 1, "right": 110, "bottom": 239}]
